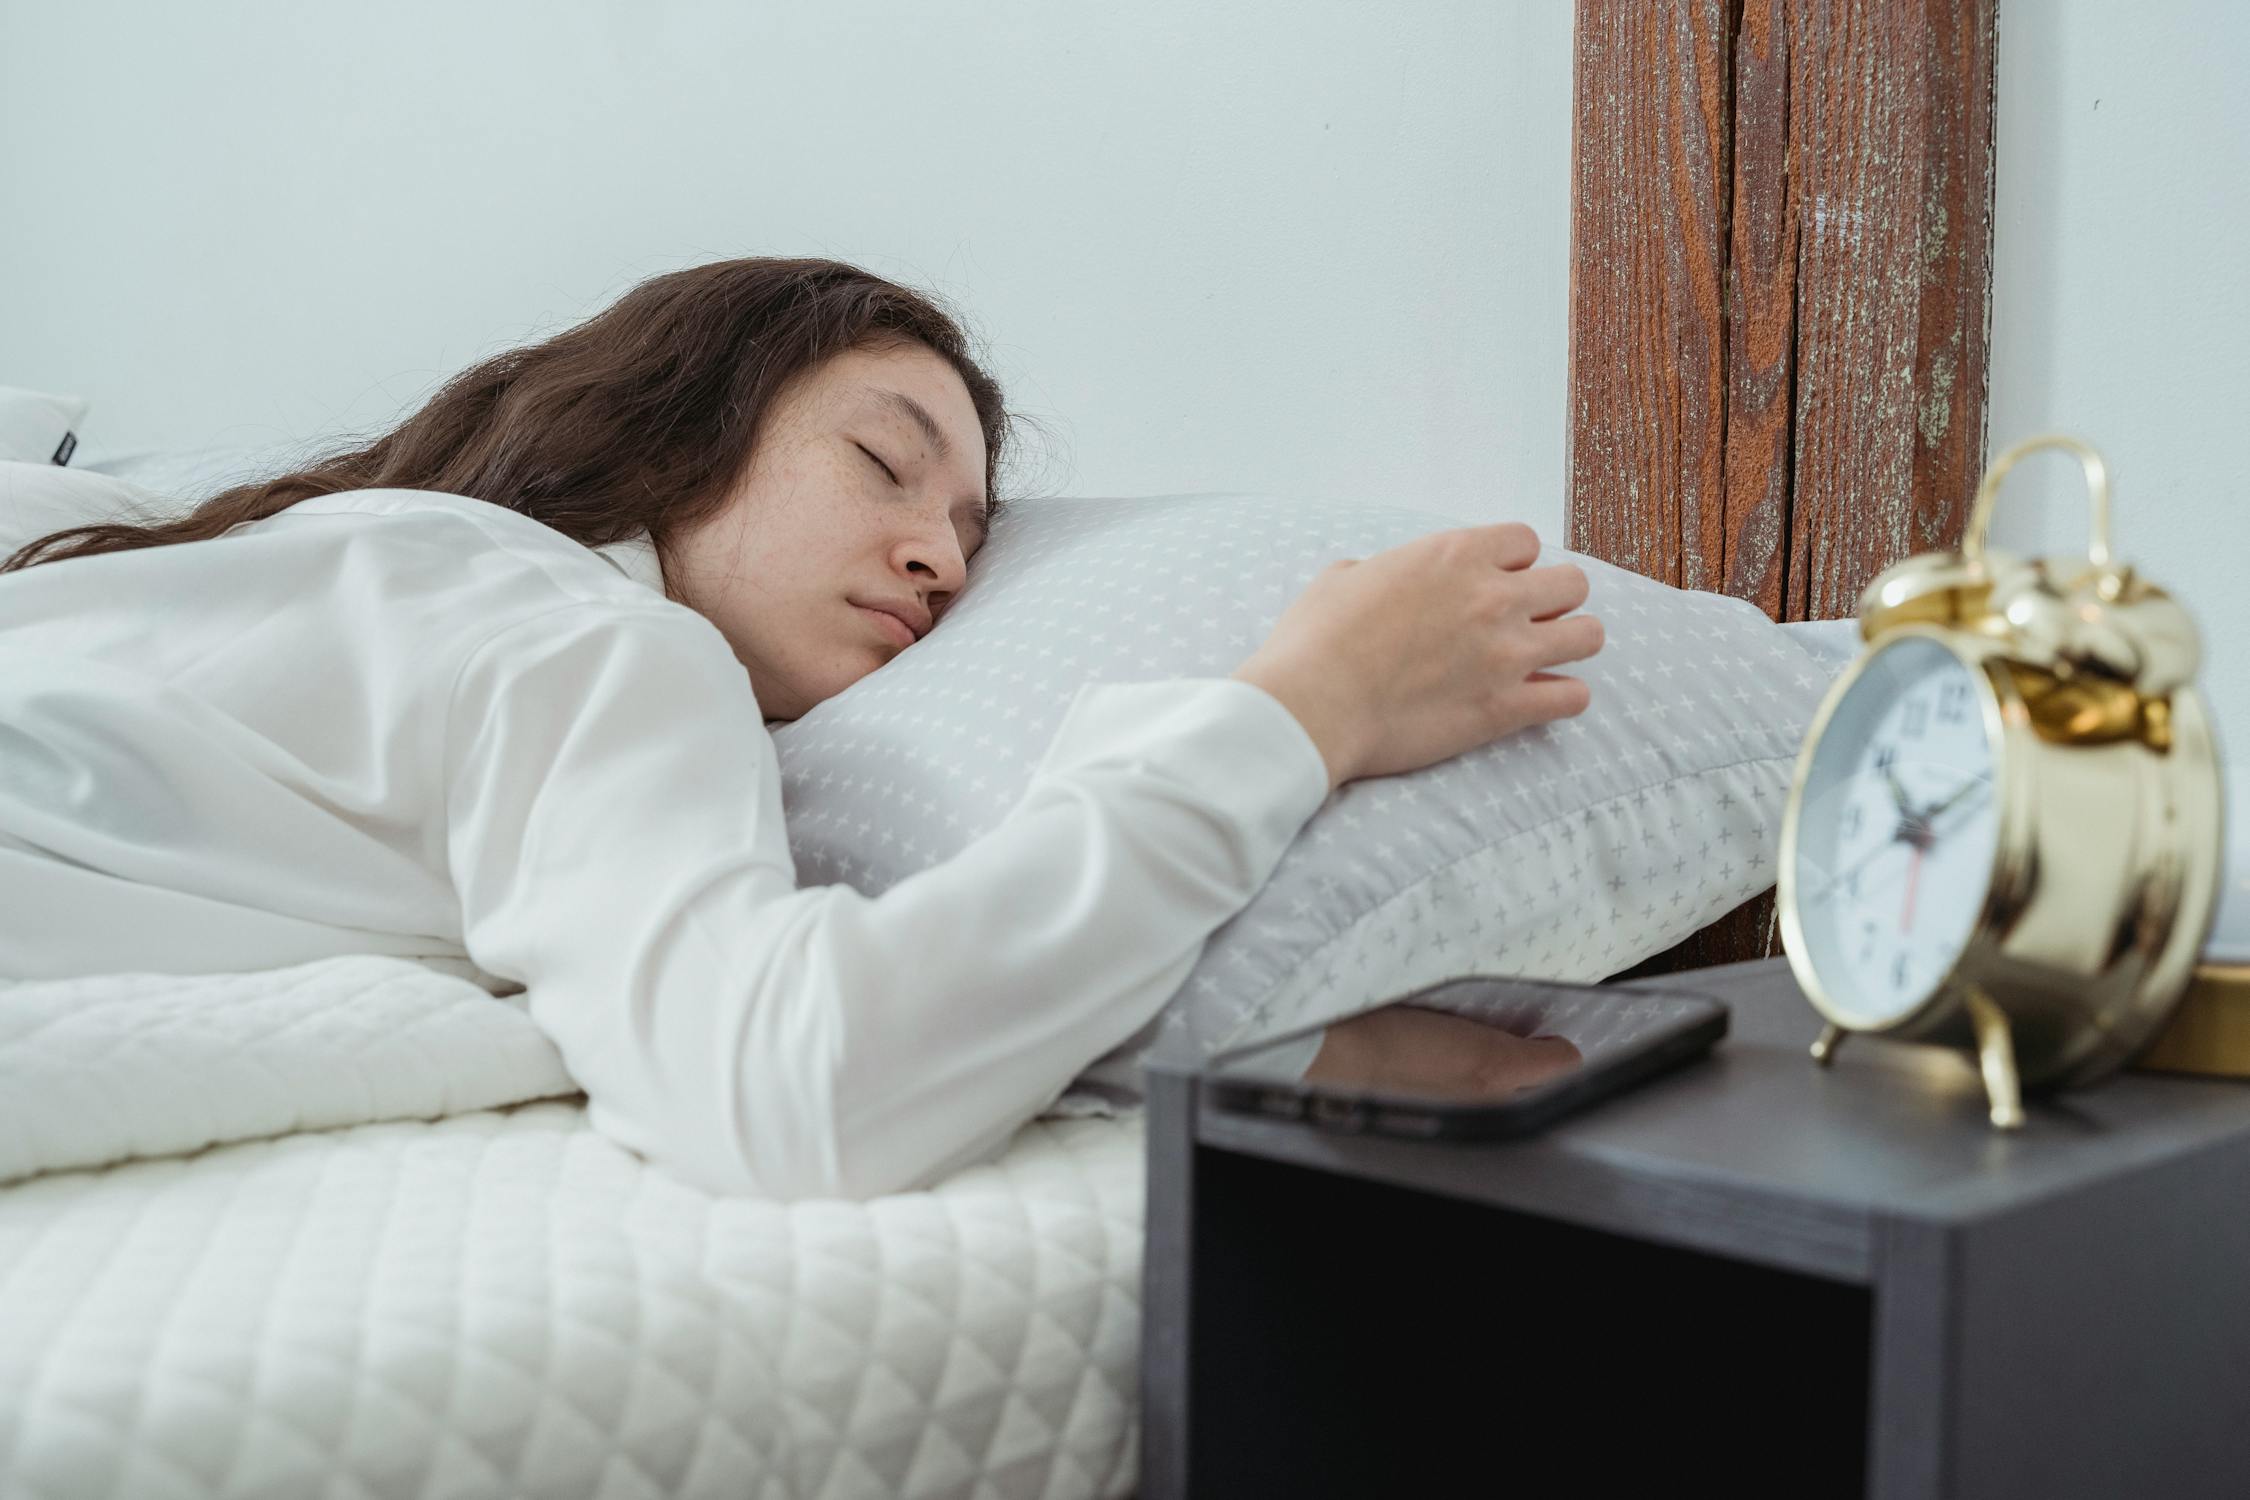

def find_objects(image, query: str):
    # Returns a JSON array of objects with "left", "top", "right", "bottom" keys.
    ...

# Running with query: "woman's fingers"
[
  {"left": 1519, "top": 671, "right": 1592, "bottom": 719},
  {"left": 1470, "top": 522, "right": 1542, "bottom": 571},
  {"left": 1518, "top": 562, "right": 1591, "bottom": 621},
  {"left": 1531, "top": 611, "right": 1605, "bottom": 667}
]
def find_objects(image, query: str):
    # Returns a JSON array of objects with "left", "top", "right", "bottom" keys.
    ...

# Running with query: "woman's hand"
[
  {"left": 1301, "top": 1004, "right": 1584, "bottom": 1098},
  {"left": 1232, "top": 524, "right": 1603, "bottom": 791}
]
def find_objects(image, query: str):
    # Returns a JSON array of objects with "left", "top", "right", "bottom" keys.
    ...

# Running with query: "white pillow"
[
  {"left": 0, "top": 386, "right": 89, "bottom": 466},
  {"left": 79, "top": 440, "right": 308, "bottom": 505},
  {"left": 0, "top": 463, "right": 173, "bottom": 563},
  {"left": 0, "top": 440, "right": 299, "bottom": 562},
  {"left": 767, "top": 492, "right": 1840, "bottom": 1098},
  {"left": 1782, "top": 617, "right": 1863, "bottom": 669}
]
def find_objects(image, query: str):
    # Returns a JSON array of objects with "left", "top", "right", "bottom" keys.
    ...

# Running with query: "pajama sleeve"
[{"left": 444, "top": 601, "right": 1332, "bottom": 1200}]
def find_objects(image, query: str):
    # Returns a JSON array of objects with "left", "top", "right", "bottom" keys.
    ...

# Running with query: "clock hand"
[
  {"left": 1882, "top": 762, "right": 1917, "bottom": 820},
  {"left": 1807, "top": 772, "right": 1995, "bottom": 910},
  {"left": 1913, "top": 782, "right": 1994, "bottom": 851},
  {"left": 1921, "top": 774, "right": 1990, "bottom": 823},
  {"left": 1806, "top": 828, "right": 1911, "bottom": 908},
  {"left": 1810, "top": 778, "right": 1994, "bottom": 905}
]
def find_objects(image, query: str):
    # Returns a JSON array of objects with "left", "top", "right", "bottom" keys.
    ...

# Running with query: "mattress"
[{"left": 0, "top": 958, "right": 1146, "bottom": 1500}]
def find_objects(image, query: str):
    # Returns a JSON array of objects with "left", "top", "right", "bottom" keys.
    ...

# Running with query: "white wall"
[
  {"left": 4, "top": 2, "right": 2240, "bottom": 735},
  {"left": 1986, "top": 0, "right": 2250, "bottom": 745},
  {"left": 0, "top": 0, "right": 1574, "bottom": 535}
]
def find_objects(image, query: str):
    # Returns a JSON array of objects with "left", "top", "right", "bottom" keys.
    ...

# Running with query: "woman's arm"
[{"left": 444, "top": 602, "right": 1332, "bottom": 1200}]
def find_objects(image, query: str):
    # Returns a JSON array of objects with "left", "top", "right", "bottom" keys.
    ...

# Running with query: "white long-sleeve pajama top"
[{"left": 0, "top": 488, "right": 1331, "bottom": 1199}]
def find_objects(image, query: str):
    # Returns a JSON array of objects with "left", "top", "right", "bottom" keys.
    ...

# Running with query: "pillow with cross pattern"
[{"left": 766, "top": 492, "right": 1836, "bottom": 1105}]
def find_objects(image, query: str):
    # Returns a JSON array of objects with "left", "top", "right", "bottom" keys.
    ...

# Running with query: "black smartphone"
[{"left": 1202, "top": 974, "right": 1729, "bottom": 1141}]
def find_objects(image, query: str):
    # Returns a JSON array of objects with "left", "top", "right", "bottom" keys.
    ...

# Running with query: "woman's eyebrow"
[
  {"left": 863, "top": 387, "right": 989, "bottom": 520},
  {"left": 866, "top": 388, "right": 954, "bottom": 464}
]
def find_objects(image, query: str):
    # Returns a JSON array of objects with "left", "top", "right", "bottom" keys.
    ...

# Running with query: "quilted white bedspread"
[{"left": 0, "top": 957, "right": 1146, "bottom": 1499}]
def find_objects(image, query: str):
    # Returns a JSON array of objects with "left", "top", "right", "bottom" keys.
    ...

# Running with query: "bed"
[
  {"left": 0, "top": 8, "right": 2007, "bottom": 1492},
  {"left": 0, "top": 957, "right": 1148, "bottom": 1500},
  {"left": 0, "top": 574, "right": 1856, "bottom": 1500}
]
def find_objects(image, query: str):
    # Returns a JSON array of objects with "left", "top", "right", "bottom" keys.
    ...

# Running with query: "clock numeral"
[
  {"left": 1900, "top": 700, "right": 1928, "bottom": 739},
  {"left": 1872, "top": 744, "right": 1897, "bottom": 773},
  {"left": 1894, "top": 952, "right": 1911, "bottom": 990},
  {"left": 1844, "top": 802, "right": 1864, "bottom": 839},
  {"left": 1938, "top": 679, "right": 1971, "bottom": 725}
]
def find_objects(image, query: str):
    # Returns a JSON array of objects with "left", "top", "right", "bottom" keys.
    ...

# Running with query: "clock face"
[{"left": 1789, "top": 634, "right": 2002, "bottom": 1028}]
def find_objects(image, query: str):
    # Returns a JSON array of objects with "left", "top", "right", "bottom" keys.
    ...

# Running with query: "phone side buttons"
[
  {"left": 1309, "top": 1094, "right": 1366, "bottom": 1131},
  {"left": 1253, "top": 1090, "right": 1305, "bottom": 1120},
  {"left": 1370, "top": 1109, "right": 1445, "bottom": 1138}
]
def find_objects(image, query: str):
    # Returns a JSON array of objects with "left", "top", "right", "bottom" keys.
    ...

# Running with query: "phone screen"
[{"left": 1204, "top": 975, "right": 1728, "bottom": 1128}]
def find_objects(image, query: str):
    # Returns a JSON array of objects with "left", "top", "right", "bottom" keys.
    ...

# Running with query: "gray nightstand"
[{"left": 1140, "top": 957, "right": 2250, "bottom": 1499}]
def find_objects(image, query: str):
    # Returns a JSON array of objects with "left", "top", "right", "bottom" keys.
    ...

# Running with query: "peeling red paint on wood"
[
  {"left": 1566, "top": 0, "right": 1997, "bottom": 970},
  {"left": 1721, "top": 0, "right": 1796, "bottom": 620},
  {"left": 1564, "top": 0, "right": 1734, "bottom": 589},
  {"left": 1782, "top": 0, "right": 1995, "bottom": 618}
]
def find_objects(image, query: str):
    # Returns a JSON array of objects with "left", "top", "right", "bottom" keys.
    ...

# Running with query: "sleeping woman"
[{"left": 0, "top": 257, "right": 1604, "bottom": 1199}]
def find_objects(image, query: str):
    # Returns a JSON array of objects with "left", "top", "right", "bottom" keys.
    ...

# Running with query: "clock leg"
[
  {"left": 1810, "top": 1024, "right": 1846, "bottom": 1066},
  {"left": 1961, "top": 984, "right": 2027, "bottom": 1130}
]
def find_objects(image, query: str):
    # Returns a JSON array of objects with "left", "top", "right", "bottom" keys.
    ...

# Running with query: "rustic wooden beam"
[
  {"left": 1719, "top": 0, "right": 1797, "bottom": 619},
  {"left": 1782, "top": 0, "right": 1997, "bottom": 617},
  {"left": 1565, "top": 0, "right": 1736, "bottom": 592},
  {"left": 1567, "top": 0, "right": 1997, "bottom": 972}
]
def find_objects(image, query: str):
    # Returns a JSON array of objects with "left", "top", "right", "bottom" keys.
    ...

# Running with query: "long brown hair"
[{"left": 2, "top": 257, "right": 1016, "bottom": 579}]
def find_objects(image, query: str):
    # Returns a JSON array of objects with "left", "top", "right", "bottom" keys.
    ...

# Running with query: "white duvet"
[{"left": 0, "top": 957, "right": 1145, "bottom": 1499}]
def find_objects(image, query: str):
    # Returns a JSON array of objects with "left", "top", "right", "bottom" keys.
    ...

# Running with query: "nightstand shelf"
[{"left": 1141, "top": 957, "right": 2250, "bottom": 1499}]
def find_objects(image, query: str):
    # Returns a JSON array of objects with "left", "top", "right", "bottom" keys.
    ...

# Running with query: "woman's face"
[{"left": 668, "top": 339, "right": 992, "bottom": 722}]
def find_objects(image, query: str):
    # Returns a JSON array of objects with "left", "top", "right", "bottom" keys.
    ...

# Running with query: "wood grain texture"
[
  {"left": 1565, "top": 0, "right": 1735, "bottom": 589},
  {"left": 1611, "top": 888, "right": 1780, "bottom": 980},
  {"left": 1720, "top": 0, "right": 1797, "bottom": 619},
  {"left": 1567, "top": 0, "right": 1997, "bottom": 971},
  {"left": 1783, "top": 0, "right": 1997, "bottom": 618}
]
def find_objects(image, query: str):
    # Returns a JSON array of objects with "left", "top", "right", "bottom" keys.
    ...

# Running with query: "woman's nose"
[{"left": 902, "top": 526, "right": 969, "bottom": 586}]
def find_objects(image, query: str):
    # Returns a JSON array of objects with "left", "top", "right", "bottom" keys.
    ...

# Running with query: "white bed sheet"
[
  {"left": 0, "top": 955, "right": 1145, "bottom": 1500},
  {"left": 0, "top": 1104, "right": 1145, "bottom": 1500}
]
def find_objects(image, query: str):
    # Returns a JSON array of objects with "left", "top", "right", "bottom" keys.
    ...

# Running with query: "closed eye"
[
  {"left": 860, "top": 439, "right": 988, "bottom": 552},
  {"left": 854, "top": 441, "right": 900, "bottom": 486}
]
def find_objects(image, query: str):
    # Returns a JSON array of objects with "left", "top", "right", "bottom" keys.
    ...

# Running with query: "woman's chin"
[
  {"left": 768, "top": 649, "right": 891, "bottom": 720},
  {"left": 813, "top": 661, "right": 882, "bottom": 706}
]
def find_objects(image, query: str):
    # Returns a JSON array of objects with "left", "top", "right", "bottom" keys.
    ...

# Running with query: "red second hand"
[{"left": 1900, "top": 846, "right": 1923, "bottom": 933}]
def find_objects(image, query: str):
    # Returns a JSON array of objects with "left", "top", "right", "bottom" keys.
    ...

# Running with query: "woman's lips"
[{"left": 856, "top": 603, "right": 916, "bottom": 647}]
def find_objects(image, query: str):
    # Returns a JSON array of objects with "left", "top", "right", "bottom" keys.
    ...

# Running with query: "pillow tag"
[{"left": 51, "top": 432, "right": 77, "bottom": 466}]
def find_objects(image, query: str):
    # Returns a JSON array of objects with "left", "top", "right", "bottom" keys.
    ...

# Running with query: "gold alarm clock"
[{"left": 1776, "top": 435, "right": 2226, "bottom": 1128}]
